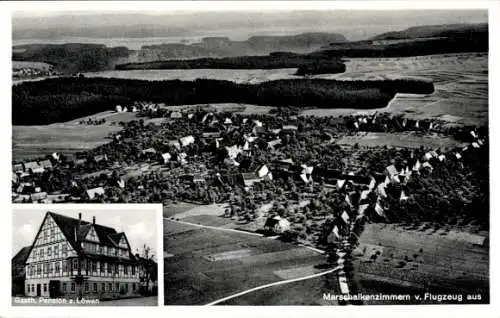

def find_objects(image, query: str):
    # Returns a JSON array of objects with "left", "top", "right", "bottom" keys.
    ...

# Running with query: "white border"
[
  {"left": 0, "top": 1, "right": 498, "bottom": 318},
  {"left": 1, "top": 1, "right": 495, "bottom": 13}
]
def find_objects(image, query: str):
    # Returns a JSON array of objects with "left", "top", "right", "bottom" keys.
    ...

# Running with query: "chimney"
[
  {"left": 93, "top": 216, "right": 96, "bottom": 225},
  {"left": 76, "top": 213, "right": 82, "bottom": 243}
]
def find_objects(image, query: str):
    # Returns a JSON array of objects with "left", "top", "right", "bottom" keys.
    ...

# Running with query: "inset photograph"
[{"left": 12, "top": 204, "right": 160, "bottom": 306}]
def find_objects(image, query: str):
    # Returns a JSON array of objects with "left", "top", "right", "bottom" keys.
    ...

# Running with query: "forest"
[
  {"left": 322, "top": 35, "right": 488, "bottom": 58},
  {"left": 12, "top": 43, "right": 130, "bottom": 74},
  {"left": 12, "top": 77, "right": 434, "bottom": 125},
  {"left": 115, "top": 52, "right": 346, "bottom": 73}
]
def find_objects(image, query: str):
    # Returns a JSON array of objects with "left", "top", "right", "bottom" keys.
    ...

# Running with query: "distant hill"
[
  {"left": 12, "top": 33, "right": 347, "bottom": 73},
  {"left": 137, "top": 33, "right": 347, "bottom": 61},
  {"left": 319, "top": 23, "right": 488, "bottom": 58},
  {"left": 12, "top": 43, "right": 130, "bottom": 73},
  {"left": 371, "top": 23, "right": 488, "bottom": 40},
  {"left": 13, "top": 25, "right": 190, "bottom": 39}
]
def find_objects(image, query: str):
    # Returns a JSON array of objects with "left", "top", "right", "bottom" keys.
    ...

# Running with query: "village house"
[
  {"left": 13, "top": 164, "right": 24, "bottom": 174},
  {"left": 24, "top": 161, "right": 43, "bottom": 174},
  {"left": 264, "top": 216, "right": 291, "bottom": 234},
  {"left": 179, "top": 135, "right": 195, "bottom": 147},
  {"left": 12, "top": 246, "right": 30, "bottom": 296},
  {"left": 86, "top": 187, "right": 105, "bottom": 201},
  {"left": 141, "top": 148, "right": 157, "bottom": 155},
  {"left": 281, "top": 124, "right": 298, "bottom": 135},
  {"left": 241, "top": 173, "right": 261, "bottom": 188},
  {"left": 93, "top": 154, "right": 108, "bottom": 163},
  {"left": 24, "top": 212, "right": 141, "bottom": 299},
  {"left": 170, "top": 111, "right": 182, "bottom": 119},
  {"left": 202, "top": 128, "right": 222, "bottom": 139},
  {"left": 75, "top": 158, "right": 87, "bottom": 166},
  {"left": 39, "top": 159, "right": 53, "bottom": 170},
  {"left": 30, "top": 192, "right": 48, "bottom": 203}
]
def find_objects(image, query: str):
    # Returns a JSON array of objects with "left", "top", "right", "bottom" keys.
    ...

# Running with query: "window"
[
  {"left": 43, "top": 284, "right": 47, "bottom": 292},
  {"left": 115, "top": 283, "right": 119, "bottom": 291},
  {"left": 43, "top": 263, "right": 49, "bottom": 274},
  {"left": 97, "top": 245, "right": 101, "bottom": 254},
  {"left": 104, "top": 246, "right": 107, "bottom": 255},
  {"left": 62, "top": 283, "right": 66, "bottom": 292},
  {"left": 31, "top": 284, "right": 35, "bottom": 292},
  {"left": 50, "top": 229, "right": 55, "bottom": 240},
  {"left": 101, "top": 283, "right": 105, "bottom": 292},
  {"left": 107, "top": 263, "right": 112, "bottom": 274},
  {"left": 54, "top": 245, "right": 58, "bottom": 256},
  {"left": 55, "top": 261, "right": 60, "bottom": 273},
  {"left": 114, "top": 248, "right": 118, "bottom": 256},
  {"left": 47, "top": 246, "right": 52, "bottom": 256},
  {"left": 108, "top": 283, "right": 112, "bottom": 291},
  {"left": 49, "top": 262, "right": 54, "bottom": 274},
  {"left": 85, "top": 283, "right": 89, "bottom": 292},
  {"left": 125, "top": 283, "right": 128, "bottom": 292},
  {"left": 132, "top": 266, "right": 136, "bottom": 275},
  {"left": 92, "top": 261, "right": 97, "bottom": 272},
  {"left": 124, "top": 265, "right": 128, "bottom": 275},
  {"left": 115, "top": 264, "right": 119, "bottom": 274},
  {"left": 26, "top": 284, "right": 30, "bottom": 293},
  {"left": 71, "top": 283, "right": 75, "bottom": 292},
  {"left": 100, "top": 261, "right": 104, "bottom": 273},
  {"left": 62, "top": 244, "right": 67, "bottom": 255},
  {"left": 93, "top": 283, "right": 97, "bottom": 293},
  {"left": 72, "top": 259, "right": 78, "bottom": 270},
  {"left": 34, "top": 250, "right": 38, "bottom": 259},
  {"left": 40, "top": 249, "right": 44, "bottom": 258},
  {"left": 132, "top": 283, "right": 136, "bottom": 291},
  {"left": 37, "top": 264, "right": 42, "bottom": 275}
]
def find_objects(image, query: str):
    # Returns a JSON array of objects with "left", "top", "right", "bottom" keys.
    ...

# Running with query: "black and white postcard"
[{"left": 1, "top": 1, "right": 499, "bottom": 317}]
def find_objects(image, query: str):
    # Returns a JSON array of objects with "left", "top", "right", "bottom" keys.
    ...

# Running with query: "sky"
[
  {"left": 12, "top": 206, "right": 159, "bottom": 260},
  {"left": 12, "top": 9, "right": 488, "bottom": 42}
]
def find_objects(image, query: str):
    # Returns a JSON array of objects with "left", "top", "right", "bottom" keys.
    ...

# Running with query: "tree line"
[{"left": 13, "top": 77, "right": 434, "bottom": 125}]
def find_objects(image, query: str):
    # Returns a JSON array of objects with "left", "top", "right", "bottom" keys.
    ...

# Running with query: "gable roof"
[
  {"left": 47, "top": 212, "right": 122, "bottom": 253},
  {"left": 385, "top": 165, "right": 398, "bottom": 176},
  {"left": 86, "top": 187, "right": 105, "bottom": 199},
  {"left": 39, "top": 159, "right": 53, "bottom": 169},
  {"left": 12, "top": 246, "right": 31, "bottom": 265}
]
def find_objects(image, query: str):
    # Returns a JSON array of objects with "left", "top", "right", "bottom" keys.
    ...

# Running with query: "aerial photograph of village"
[{"left": 10, "top": 6, "right": 488, "bottom": 306}]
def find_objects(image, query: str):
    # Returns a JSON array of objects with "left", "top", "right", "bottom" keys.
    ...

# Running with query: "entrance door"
[
  {"left": 49, "top": 280, "right": 60, "bottom": 298},
  {"left": 36, "top": 284, "right": 41, "bottom": 296}
]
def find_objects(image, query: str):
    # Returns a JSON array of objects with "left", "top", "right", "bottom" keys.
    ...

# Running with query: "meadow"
[
  {"left": 164, "top": 219, "right": 327, "bottom": 305},
  {"left": 351, "top": 223, "right": 488, "bottom": 304}
]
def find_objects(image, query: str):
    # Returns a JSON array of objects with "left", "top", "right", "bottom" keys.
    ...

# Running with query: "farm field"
[
  {"left": 12, "top": 111, "right": 161, "bottom": 161},
  {"left": 85, "top": 68, "right": 298, "bottom": 83},
  {"left": 13, "top": 60, "right": 52, "bottom": 70},
  {"left": 164, "top": 219, "right": 328, "bottom": 305},
  {"left": 351, "top": 223, "right": 489, "bottom": 304},
  {"left": 304, "top": 53, "right": 488, "bottom": 125},
  {"left": 337, "top": 132, "right": 468, "bottom": 149},
  {"left": 164, "top": 202, "right": 273, "bottom": 231},
  {"left": 85, "top": 53, "right": 486, "bottom": 124},
  {"left": 219, "top": 274, "right": 339, "bottom": 305}
]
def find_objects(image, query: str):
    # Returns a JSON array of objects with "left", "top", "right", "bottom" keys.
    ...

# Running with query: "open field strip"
[
  {"left": 205, "top": 265, "right": 342, "bottom": 306},
  {"left": 165, "top": 218, "right": 266, "bottom": 237}
]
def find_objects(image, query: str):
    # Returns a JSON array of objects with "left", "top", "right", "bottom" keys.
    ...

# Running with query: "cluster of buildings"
[
  {"left": 12, "top": 66, "right": 60, "bottom": 80},
  {"left": 12, "top": 152, "right": 111, "bottom": 203}
]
